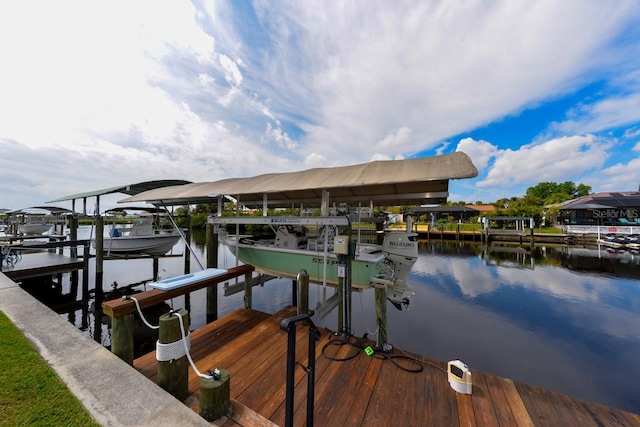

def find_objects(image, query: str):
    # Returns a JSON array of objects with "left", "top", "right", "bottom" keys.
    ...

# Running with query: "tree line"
[{"left": 443, "top": 181, "right": 591, "bottom": 227}]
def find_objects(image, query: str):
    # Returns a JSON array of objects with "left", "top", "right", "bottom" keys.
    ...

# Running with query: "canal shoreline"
[{"left": 406, "top": 228, "right": 579, "bottom": 245}]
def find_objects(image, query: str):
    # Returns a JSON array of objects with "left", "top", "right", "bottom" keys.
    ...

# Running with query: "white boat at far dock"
[
  {"left": 98, "top": 207, "right": 181, "bottom": 256},
  {"left": 6, "top": 206, "right": 70, "bottom": 236}
]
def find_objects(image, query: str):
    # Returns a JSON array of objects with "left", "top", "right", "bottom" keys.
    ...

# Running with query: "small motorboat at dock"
[{"left": 97, "top": 207, "right": 181, "bottom": 256}]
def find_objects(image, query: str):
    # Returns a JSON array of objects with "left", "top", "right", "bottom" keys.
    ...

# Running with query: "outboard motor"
[{"left": 378, "top": 231, "right": 419, "bottom": 309}]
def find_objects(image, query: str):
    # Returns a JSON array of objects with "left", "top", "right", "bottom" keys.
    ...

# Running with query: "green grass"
[
  {"left": 0, "top": 311, "right": 100, "bottom": 426},
  {"left": 536, "top": 226, "right": 564, "bottom": 234}
]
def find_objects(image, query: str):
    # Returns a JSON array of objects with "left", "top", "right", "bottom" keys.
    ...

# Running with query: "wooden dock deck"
[
  {"left": 134, "top": 307, "right": 640, "bottom": 426},
  {"left": 1, "top": 251, "right": 85, "bottom": 281}
]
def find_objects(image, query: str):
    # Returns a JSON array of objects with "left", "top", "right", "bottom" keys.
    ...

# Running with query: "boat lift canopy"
[
  {"left": 119, "top": 152, "right": 478, "bottom": 208},
  {"left": 47, "top": 180, "right": 192, "bottom": 215},
  {"left": 5, "top": 206, "right": 72, "bottom": 215}
]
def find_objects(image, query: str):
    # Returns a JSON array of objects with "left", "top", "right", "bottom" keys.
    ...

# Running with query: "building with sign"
[{"left": 559, "top": 191, "right": 640, "bottom": 233}]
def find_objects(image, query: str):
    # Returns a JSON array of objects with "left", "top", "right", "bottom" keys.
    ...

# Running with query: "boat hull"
[
  {"left": 99, "top": 233, "right": 181, "bottom": 256},
  {"left": 18, "top": 223, "right": 52, "bottom": 235},
  {"left": 234, "top": 244, "right": 382, "bottom": 288}
]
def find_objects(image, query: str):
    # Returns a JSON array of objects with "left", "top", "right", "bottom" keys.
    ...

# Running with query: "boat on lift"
[
  {"left": 98, "top": 207, "right": 181, "bottom": 256},
  {"left": 118, "top": 152, "right": 479, "bottom": 309},
  {"left": 597, "top": 233, "right": 627, "bottom": 249},
  {"left": 625, "top": 234, "right": 640, "bottom": 250},
  {"left": 18, "top": 221, "right": 52, "bottom": 235},
  {"left": 6, "top": 206, "right": 70, "bottom": 235},
  {"left": 218, "top": 217, "right": 419, "bottom": 308}
]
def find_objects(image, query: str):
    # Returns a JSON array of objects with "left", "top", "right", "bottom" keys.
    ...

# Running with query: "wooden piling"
[
  {"left": 111, "top": 313, "right": 134, "bottom": 365},
  {"left": 337, "top": 274, "right": 344, "bottom": 332},
  {"left": 244, "top": 270, "right": 252, "bottom": 309},
  {"left": 95, "top": 216, "right": 104, "bottom": 304},
  {"left": 345, "top": 259, "right": 352, "bottom": 333},
  {"left": 81, "top": 243, "right": 90, "bottom": 331},
  {"left": 69, "top": 216, "right": 79, "bottom": 314},
  {"left": 530, "top": 227, "right": 535, "bottom": 246},
  {"left": 183, "top": 215, "right": 192, "bottom": 314},
  {"left": 376, "top": 220, "right": 384, "bottom": 245},
  {"left": 94, "top": 216, "right": 104, "bottom": 344},
  {"left": 206, "top": 223, "right": 218, "bottom": 323},
  {"left": 297, "top": 274, "right": 309, "bottom": 316},
  {"left": 375, "top": 284, "right": 387, "bottom": 347},
  {"left": 291, "top": 279, "right": 298, "bottom": 306},
  {"left": 158, "top": 309, "right": 189, "bottom": 402},
  {"left": 69, "top": 215, "right": 78, "bottom": 258},
  {"left": 199, "top": 369, "right": 230, "bottom": 421}
]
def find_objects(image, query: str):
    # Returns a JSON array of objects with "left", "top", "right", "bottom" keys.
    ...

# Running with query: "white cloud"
[
  {"left": 592, "top": 157, "right": 640, "bottom": 192},
  {"left": 304, "top": 153, "right": 327, "bottom": 168},
  {"left": 219, "top": 54, "right": 243, "bottom": 87},
  {"left": 0, "top": 1, "right": 639, "bottom": 208},
  {"left": 370, "top": 153, "right": 406, "bottom": 161},
  {"left": 551, "top": 93, "right": 640, "bottom": 135},
  {"left": 0, "top": 1, "right": 215, "bottom": 153},
  {"left": 255, "top": 1, "right": 639, "bottom": 161},
  {"left": 455, "top": 138, "right": 499, "bottom": 171},
  {"left": 375, "top": 127, "right": 413, "bottom": 150},
  {"left": 478, "top": 135, "right": 608, "bottom": 188},
  {"left": 435, "top": 142, "right": 451, "bottom": 156},
  {"left": 265, "top": 122, "right": 297, "bottom": 150}
]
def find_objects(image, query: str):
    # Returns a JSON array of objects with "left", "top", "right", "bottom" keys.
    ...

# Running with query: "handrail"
[{"left": 280, "top": 313, "right": 321, "bottom": 427}]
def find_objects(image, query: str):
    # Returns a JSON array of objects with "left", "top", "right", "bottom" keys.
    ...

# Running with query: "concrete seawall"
[{"left": 0, "top": 272, "right": 213, "bottom": 427}]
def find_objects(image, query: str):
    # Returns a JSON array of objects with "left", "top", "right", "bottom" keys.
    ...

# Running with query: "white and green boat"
[{"left": 218, "top": 220, "right": 420, "bottom": 307}]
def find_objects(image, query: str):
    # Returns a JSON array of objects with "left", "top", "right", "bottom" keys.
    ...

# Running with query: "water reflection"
[
  {"left": 22, "top": 228, "right": 640, "bottom": 414},
  {"left": 399, "top": 241, "right": 640, "bottom": 414}
]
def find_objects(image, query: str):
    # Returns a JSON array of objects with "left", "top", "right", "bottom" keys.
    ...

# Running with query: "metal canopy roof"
[
  {"left": 47, "top": 180, "right": 192, "bottom": 203},
  {"left": 560, "top": 192, "right": 640, "bottom": 210},
  {"left": 5, "top": 206, "right": 72, "bottom": 215},
  {"left": 119, "top": 152, "right": 478, "bottom": 207}
]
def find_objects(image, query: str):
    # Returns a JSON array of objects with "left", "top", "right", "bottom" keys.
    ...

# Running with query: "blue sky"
[{"left": 1, "top": 1, "right": 640, "bottom": 211}]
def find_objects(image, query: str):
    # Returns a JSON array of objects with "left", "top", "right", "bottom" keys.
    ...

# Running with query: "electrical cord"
[
  {"left": 173, "top": 311, "right": 215, "bottom": 380},
  {"left": 321, "top": 330, "right": 424, "bottom": 373},
  {"left": 383, "top": 329, "right": 447, "bottom": 374},
  {"left": 321, "top": 332, "right": 362, "bottom": 362}
]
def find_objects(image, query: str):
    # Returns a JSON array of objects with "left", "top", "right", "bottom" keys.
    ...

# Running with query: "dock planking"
[
  {"left": 1, "top": 252, "right": 84, "bottom": 281},
  {"left": 134, "top": 307, "right": 640, "bottom": 426}
]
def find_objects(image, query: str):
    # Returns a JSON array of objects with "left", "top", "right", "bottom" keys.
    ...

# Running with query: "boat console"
[{"left": 274, "top": 225, "right": 307, "bottom": 249}]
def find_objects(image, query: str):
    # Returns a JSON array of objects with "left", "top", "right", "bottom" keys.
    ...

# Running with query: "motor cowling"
[
  {"left": 379, "top": 231, "right": 419, "bottom": 308},
  {"left": 382, "top": 231, "right": 419, "bottom": 268}
]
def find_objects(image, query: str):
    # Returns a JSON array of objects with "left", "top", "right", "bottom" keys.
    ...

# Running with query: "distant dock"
[
  {"left": 0, "top": 238, "right": 89, "bottom": 282},
  {"left": 387, "top": 224, "right": 572, "bottom": 245}
]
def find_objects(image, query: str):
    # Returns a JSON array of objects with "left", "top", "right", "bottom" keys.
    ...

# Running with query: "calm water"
[{"left": 54, "top": 227, "right": 640, "bottom": 414}]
